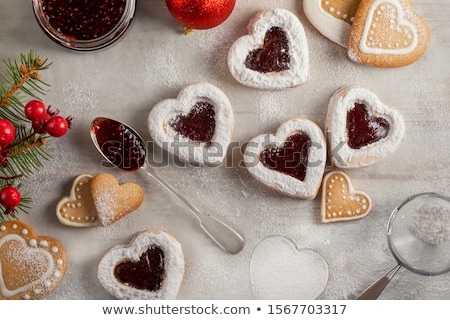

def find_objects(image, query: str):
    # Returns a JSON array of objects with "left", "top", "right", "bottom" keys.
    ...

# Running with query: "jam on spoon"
[
  {"left": 259, "top": 132, "right": 310, "bottom": 181},
  {"left": 90, "top": 117, "right": 245, "bottom": 254},
  {"left": 91, "top": 117, "right": 146, "bottom": 171}
]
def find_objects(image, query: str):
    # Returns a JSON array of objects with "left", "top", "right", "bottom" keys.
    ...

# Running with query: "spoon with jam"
[{"left": 90, "top": 117, "right": 245, "bottom": 254}]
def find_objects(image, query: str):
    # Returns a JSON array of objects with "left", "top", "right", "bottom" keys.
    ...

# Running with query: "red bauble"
[{"left": 166, "top": 0, "right": 236, "bottom": 29}]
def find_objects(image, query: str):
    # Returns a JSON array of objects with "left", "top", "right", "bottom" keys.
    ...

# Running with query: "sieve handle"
[{"left": 356, "top": 264, "right": 402, "bottom": 300}]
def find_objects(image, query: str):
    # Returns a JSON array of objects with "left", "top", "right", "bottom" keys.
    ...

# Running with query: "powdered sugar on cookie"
[
  {"left": 348, "top": 0, "right": 430, "bottom": 67},
  {"left": 244, "top": 118, "right": 326, "bottom": 199},
  {"left": 228, "top": 8, "right": 309, "bottom": 90},
  {"left": 90, "top": 173, "right": 144, "bottom": 227},
  {"left": 325, "top": 86, "right": 405, "bottom": 168},
  {"left": 98, "top": 229, "right": 185, "bottom": 300},
  {"left": 148, "top": 82, "right": 233, "bottom": 166},
  {"left": 0, "top": 221, "right": 66, "bottom": 300}
]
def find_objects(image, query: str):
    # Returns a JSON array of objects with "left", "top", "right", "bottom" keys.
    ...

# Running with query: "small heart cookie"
[
  {"left": 0, "top": 221, "right": 66, "bottom": 300},
  {"left": 321, "top": 171, "right": 372, "bottom": 223},
  {"left": 250, "top": 235, "right": 329, "bottom": 299},
  {"left": 56, "top": 174, "right": 98, "bottom": 227},
  {"left": 325, "top": 86, "right": 405, "bottom": 168},
  {"left": 227, "top": 8, "right": 309, "bottom": 89},
  {"left": 244, "top": 118, "right": 326, "bottom": 199},
  {"left": 304, "top": 0, "right": 361, "bottom": 47},
  {"left": 348, "top": 0, "right": 430, "bottom": 67},
  {"left": 98, "top": 229, "right": 185, "bottom": 300},
  {"left": 90, "top": 173, "right": 144, "bottom": 227},
  {"left": 148, "top": 83, "right": 233, "bottom": 166}
]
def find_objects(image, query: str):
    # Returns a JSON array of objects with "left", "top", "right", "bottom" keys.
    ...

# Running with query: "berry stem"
[{"left": 6, "top": 135, "right": 46, "bottom": 158}]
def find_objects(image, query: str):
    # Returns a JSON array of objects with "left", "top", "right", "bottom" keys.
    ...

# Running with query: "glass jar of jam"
[{"left": 32, "top": 0, "right": 136, "bottom": 51}]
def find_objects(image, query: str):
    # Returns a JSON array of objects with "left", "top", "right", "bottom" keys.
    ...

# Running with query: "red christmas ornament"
[{"left": 166, "top": 0, "right": 236, "bottom": 30}]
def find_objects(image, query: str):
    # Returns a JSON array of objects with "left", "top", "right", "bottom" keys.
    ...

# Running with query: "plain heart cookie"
[
  {"left": 321, "top": 171, "right": 372, "bottom": 223},
  {"left": 98, "top": 229, "right": 185, "bottom": 300},
  {"left": 244, "top": 118, "right": 326, "bottom": 199},
  {"left": 227, "top": 8, "right": 309, "bottom": 90},
  {"left": 90, "top": 173, "right": 144, "bottom": 227},
  {"left": 56, "top": 174, "right": 98, "bottom": 227},
  {"left": 148, "top": 82, "right": 233, "bottom": 166},
  {"left": 0, "top": 221, "right": 66, "bottom": 300},
  {"left": 304, "top": 0, "right": 361, "bottom": 48},
  {"left": 325, "top": 86, "right": 405, "bottom": 168},
  {"left": 348, "top": 0, "right": 430, "bottom": 67}
]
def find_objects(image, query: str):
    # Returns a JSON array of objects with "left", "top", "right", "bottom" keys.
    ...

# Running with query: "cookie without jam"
[{"left": 0, "top": 221, "right": 66, "bottom": 300}]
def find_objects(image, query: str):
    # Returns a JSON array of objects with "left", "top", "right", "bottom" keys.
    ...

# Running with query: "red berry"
[
  {"left": 46, "top": 116, "right": 69, "bottom": 137},
  {"left": 25, "top": 100, "right": 47, "bottom": 120},
  {"left": 0, "top": 119, "right": 15, "bottom": 146},
  {"left": 0, "top": 185, "right": 21, "bottom": 209}
]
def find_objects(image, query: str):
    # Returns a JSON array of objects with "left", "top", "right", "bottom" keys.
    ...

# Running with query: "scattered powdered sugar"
[
  {"left": 250, "top": 235, "right": 329, "bottom": 299},
  {"left": 412, "top": 203, "right": 450, "bottom": 245},
  {"left": 227, "top": 8, "right": 309, "bottom": 89},
  {"left": 256, "top": 90, "right": 288, "bottom": 125},
  {"left": 97, "top": 230, "right": 185, "bottom": 300},
  {"left": 325, "top": 85, "right": 405, "bottom": 168}
]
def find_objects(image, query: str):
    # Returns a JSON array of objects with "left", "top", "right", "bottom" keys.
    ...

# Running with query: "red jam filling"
[
  {"left": 259, "top": 132, "right": 310, "bottom": 181},
  {"left": 169, "top": 101, "right": 216, "bottom": 143},
  {"left": 245, "top": 26, "right": 291, "bottom": 73},
  {"left": 114, "top": 247, "right": 165, "bottom": 291},
  {"left": 41, "top": 0, "right": 126, "bottom": 40},
  {"left": 92, "top": 118, "right": 146, "bottom": 171},
  {"left": 346, "top": 103, "right": 390, "bottom": 149}
]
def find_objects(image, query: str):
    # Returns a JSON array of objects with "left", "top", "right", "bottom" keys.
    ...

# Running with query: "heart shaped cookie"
[
  {"left": 90, "top": 173, "right": 144, "bottom": 227},
  {"left": 244, "top": 118, "right": 326, "bottom": 199},
  {"left": 321, "top": 171, "right": 372, "bottom": 223},
  {"left": 0, "top": 221, "right": 66, "bottom": 300},
  {"left": 250, "top": 235, "right": 329, "bottom": 299},
  {"left": 348, "top": 0, "right": 430, "bottom": 67},
  {"left": 325, "top": 86, "right": 405, "bottom": 168},
  {"left": 98, "top": 229, "right": 184, "bottom": 300},
  {"left": 148, "top": 82, "right": 233, "bottom": 166},
  {"left": 227, "top": 8, "right": 309, "bottom": 89},
  {"left": 56, "top": 174, "right": 98, "bottom": 227},
  {"left": 304, "top": 0, "right": 361, "bottom": 47}
]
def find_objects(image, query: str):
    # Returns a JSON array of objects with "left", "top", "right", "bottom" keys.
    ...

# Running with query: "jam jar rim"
[{"left": 32, "top": 0, "right": 136, "bottom": 52}]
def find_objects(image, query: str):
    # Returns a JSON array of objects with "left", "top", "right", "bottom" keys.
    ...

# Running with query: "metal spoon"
[{"left": 90, "top": 117, "right": 245, "bottom": 254}]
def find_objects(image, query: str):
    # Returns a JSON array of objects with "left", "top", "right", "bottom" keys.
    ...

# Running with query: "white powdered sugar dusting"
[
  {"left": 325, "top": 85, "right": 406, "bottom": 168},
  {"left": 98, "top": 230, "right": 185, "bottom": 300},
  {"left": 228, "top": 8, "right": 310, "bottom": 89}
]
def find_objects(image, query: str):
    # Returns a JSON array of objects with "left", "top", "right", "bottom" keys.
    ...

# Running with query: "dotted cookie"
[
  {"left": 56, "top": 174, "right": 98, "bottom": 227},
  {"left": 0, "top": 221, "right": 66, "bottom": 300},
  {"left": 321, "top": 171, "right": 372, "bottom": 223},
  {"left": 348, "top": 0, "right": 430, "bottom": 67},
  {"left": 304, "top": 0, "right": 361, "bottom": 47}
]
